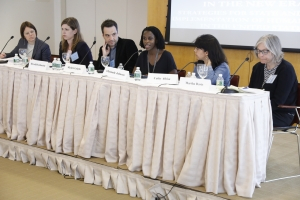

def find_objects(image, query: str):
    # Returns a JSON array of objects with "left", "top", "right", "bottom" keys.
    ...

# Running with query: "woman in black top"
[
  {"left": 59, "top": 17, "right": 93, "bottom": 67},
  {"left": 249, "top": 34, "right": 298, "bottom": 127},
  {"left": 133, "top": 26, "right": 177, "bottom": 75}
]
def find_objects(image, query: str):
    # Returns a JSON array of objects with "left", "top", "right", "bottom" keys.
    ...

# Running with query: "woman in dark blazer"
[
  {"left": 59, "top": 17, "right": 93, "bottom": 67},
  {"left": 0, "top": 21, "right": 51, "bottom": 62}
]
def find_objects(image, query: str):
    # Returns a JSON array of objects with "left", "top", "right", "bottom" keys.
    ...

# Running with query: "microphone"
[
  {"left": 79, "top": 40, "right": 96, "bottom": 65},
  {"left": 177, "top": 61, "right": 198, "bottom": 74},
  {"left": 30, "top": 36, "right": 50, "bottom": 58},
  {"left": 0, "top": 36, "right": 14, "bottom": 55},
  {"left": 220, "top": 57, "right": 249, "bottom": 93},
  {"left": 123, "top": 49, "right": 142, "bottom": 69}
]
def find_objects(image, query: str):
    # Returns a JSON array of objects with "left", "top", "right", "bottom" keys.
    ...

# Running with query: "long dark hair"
[{"left": 194, "top": 34, "right": 227, "bottom": 69}]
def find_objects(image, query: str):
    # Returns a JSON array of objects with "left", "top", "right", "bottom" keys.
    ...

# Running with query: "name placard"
[
  {"left": 147, "top": 73, "right": 178, "bottom": 84},
  {"left": 179, "top": 77, "right": 211, "bottom": 90},
  {"left": 103, "top": 67, "right": 129, "bottom": 80},
  {"left": 28, "top": 60, "right": 49, "bottom": 71},
  {"left": 64, "top": 63, "right": 86, "bottom": 74}
]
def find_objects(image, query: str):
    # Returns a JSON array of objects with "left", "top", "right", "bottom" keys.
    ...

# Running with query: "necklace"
[{"left": 147, "top": 49, "right": 159, "bottom": 73}]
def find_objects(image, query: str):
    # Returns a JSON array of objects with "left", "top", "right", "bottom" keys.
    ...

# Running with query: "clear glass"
[
  {"left": 62, "top": 52, "right": 70, "bottom": 63},
  {"left": 18, "top": 48, "right": 27, "bottom": 59},
  {"left": 196, "top": 64, "right": 208, "bottom": 79},
  {"left": 19, "top": 48, "right": 27, "bottom": 64},
  {"left": 101, "top": 56, "right": 110, "bottom": 67}
]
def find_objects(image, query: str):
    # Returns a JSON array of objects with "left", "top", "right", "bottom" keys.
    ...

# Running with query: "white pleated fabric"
[{"left": 0, "top": 65, "right": 272, "bottom": 198}]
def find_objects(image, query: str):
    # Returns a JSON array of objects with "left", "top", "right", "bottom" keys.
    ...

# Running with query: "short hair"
[
  {"left": 139, "top": 26, "right": 165, "bottom": 49},
  {"left": 194, "top": 34, "right": 227, "bottom": 69},
  {"left": 61, "top": 17, "right": 83, "bottom": 52},
  {"left": 20, "top": 21, "right": 37, "bottom": 39},
  {"left": 101, "top": 19, "right": 118, "bottom": 34},
  {"left": 254, "top": 34, "right": 283, "bottom": 64}
]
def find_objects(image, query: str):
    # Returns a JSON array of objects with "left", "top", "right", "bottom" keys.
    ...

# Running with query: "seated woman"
[
  {"left": 193, "top": 34, "right": 230, "bottom": 85},
  {"left": 0, "top": 21, "right": 51, "bottom": 62},
  {"left": 133, "top": 26, "right": 177, "bottom": 75},
  {"left": 59, "top": 17, "right": 93, "bottom": 67},
  {"left": 249, "top": 34, "right": 298, "bottom": 127}
]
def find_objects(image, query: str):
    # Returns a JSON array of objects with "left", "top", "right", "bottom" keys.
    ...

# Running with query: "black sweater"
[{"left": 249, "top": 59, "right": 298, "bottom": 114}]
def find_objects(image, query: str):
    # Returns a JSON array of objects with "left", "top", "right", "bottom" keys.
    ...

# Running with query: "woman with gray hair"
[{"left": 249, "top": 34, "right": 298, "bottom": 127}]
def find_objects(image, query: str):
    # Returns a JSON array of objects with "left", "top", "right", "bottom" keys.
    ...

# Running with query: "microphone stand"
[
  {"left": 79, "top": 41, "right": 96, "bottom": 65},
  {"left": 220, "top": 57, "right": 249, "bottom": 93},
  {"left": 0, "top": 36, "right": 14, "bottom": 64},
  {"left": 123, "top": 50, "right": 142, "bottom": 69},
  {"left": 177, "top": 61, "right": 201, "bottom": 74},
  {"left": 0, "top": 36, "right": 14, "bottom": 55}
]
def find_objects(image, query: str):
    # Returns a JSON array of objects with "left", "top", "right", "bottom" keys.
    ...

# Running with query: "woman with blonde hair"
[{"left": 59, "top": 17, "right": 92, "bottom": 67}]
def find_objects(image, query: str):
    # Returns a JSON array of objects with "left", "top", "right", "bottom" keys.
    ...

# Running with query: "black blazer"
[
  {"left": 96, "top": 37, "right": 138, "bottom": 73},
  {"left": 6, "top": 38, "right": 51, "bottom": 62}
]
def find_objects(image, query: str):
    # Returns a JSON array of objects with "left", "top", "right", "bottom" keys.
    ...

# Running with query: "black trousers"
[{"left": 273, "top": 111, "right": 295, "bottom": 127}]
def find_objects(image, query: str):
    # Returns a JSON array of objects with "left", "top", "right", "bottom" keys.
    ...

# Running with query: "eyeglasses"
[{"left": 254, "top": 49, "right": 270, "bottom": 55}]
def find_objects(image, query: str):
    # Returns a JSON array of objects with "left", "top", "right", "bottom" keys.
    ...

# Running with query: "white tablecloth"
[{"left": 0, "top": 63, "right": 272, "bottom": 197}]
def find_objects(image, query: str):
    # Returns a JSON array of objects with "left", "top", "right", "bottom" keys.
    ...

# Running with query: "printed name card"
[
  {"left": 147, "top": 73, "right": 178, "bottom": 84},
  {"left": 179, "top": 77, "right": 211, "bottom": 90},
  {"left": 103, "top": 67, "right": 129, "bottom": 80},
  {"left": 28, "top": 60, "right": 49, "bottom": 71},
  {"left": 64, "top": 63, "right": 86, "bottom": 74}
]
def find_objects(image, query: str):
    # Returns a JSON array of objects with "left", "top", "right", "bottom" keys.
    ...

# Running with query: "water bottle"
[
  {"left": 191, "top": 72, "right": 196, "bottom": 79},
  {"left": 134, "top": 67, "right": 141, "bottom": 81},
  {"left": 22, "top": 56, "right": 28, "bottom": 65},
  {"left": 56, "top": 58, "right": 62, "bottom": 70},
  {"left": 88, "top": 61, "right": 95, "bottom": 74},
  {"left": 13, "top": 54, "right": 20, "bottom": 65},
  {"left": 52, "top": 58, "right": 57, "bottom": 69},
  {"left": 186, "top": 71, "right": 192, "bottom": 78},
  {"left": 117, "top": 63, "right": 124, "bottom": 70},
  {"left": 216, "top": 74, "right": 224, "bottom": 86}
]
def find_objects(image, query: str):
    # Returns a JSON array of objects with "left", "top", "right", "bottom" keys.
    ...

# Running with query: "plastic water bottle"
[
  {"left": 88, "top": 61, "right": 95, "bottom": 74},
  {"left": 134, "top": 67, "right": 141, "bottom": 81},
  {"left": 117, "top": 63, "right": 124, "bottom": 70},
  {"left": 13, "top": 54, "right": 20, "bottom": 65},
  {"left": 56, "top": 58, "right": 62, "bottom": 70},
  {"left": 52, "top": 58, "right": 57, "bottom": 69},
  {"left": 216, "top": 74, "right": 224, "bottom": 86},
  {"left": 22, "top": 56, "right": 28, "bottom": 65},
  {"left": 191, "top": 72, "right": 196, "bottom": 79}
]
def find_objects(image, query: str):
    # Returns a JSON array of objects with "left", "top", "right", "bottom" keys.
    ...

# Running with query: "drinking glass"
[
  {"left": 196, "top": 64, "right": 208, "bottom": 79},
  {"left": 101, "top": 56, "right": 110, "bottom": 67},
  {"left": 19, "top": 48, "right": 27, "bottom": 64},
  {"left": 62, "top": 52, "right": 70, "bottom": 63}
]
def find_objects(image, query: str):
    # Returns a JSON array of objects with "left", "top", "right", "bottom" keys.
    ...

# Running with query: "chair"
[
  {"left": 230, "top": 75, "right": 240, "bottom": 87},
  {"left": 93, "top": 60, "right": 98, "bottom": 68},
  {"left": 177, "top": 70, "right": 186, "bottom": 80},
  {"left": 51, "top": 54, "right": 59, "bottom": 62},
  {"left": 266, "top": 83, "right": 300, "bottom": 181}
]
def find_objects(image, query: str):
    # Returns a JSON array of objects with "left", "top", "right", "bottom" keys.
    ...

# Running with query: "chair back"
[
  {"left": 51, "top": 54, "right": 59, "bottom": 62},
  {"left": 230, "top": 75, "right": 240, "bottom": 87},
  {"left": 291, "top": 83, "right": 300, "bottom": 125},
  {"left": 177, "top": 70, "right": 186, "bottom": 80}
]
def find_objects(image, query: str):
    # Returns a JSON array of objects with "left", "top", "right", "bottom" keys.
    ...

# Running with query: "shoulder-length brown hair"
[
  {"left": 20, "top": 21, "right": 37, "bottom": 39},
  {"left": 61, "top": 17, "right": 83, "bottom": 52}
]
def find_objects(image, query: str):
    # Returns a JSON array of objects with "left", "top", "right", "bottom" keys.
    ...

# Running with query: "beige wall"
[
  {"left": 0, "top": 0, "right": 147, "bottom": 60},
  {"left": 148, "top": 0, "right": 300, "bottom": 87}
]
